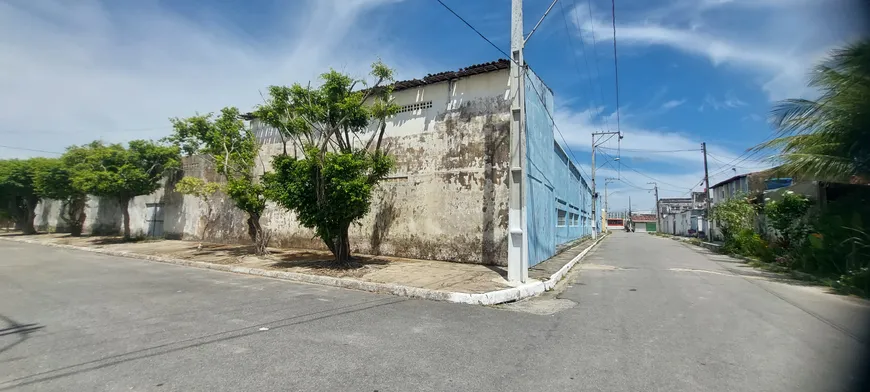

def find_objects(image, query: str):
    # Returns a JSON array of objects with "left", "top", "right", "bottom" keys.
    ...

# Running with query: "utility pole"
[
  {"left": 591, "top": 131, "right": 622, "bottom": 238},
  {"left": 507, "top": 0, "right": 528, "bottom": 283},
  {"left": 648, "top": 182, "right": 659, "bottom": 232},
  {"left": 702, "top": 142, "right": 712, "bottom": 242}
]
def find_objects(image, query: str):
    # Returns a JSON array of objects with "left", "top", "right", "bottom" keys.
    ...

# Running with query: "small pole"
[{"left": 702, "top": 142, "right": 712, "bottom": 242}]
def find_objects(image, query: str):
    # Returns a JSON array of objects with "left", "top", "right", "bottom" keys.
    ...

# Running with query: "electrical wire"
[
  {"left": 562, "top": 0, "right": 612, "bottom": 134},
  {"left": 610, "top": 0, "right": 622, "bottom": 137},
  {"left": 433, "top": 0, "right": 513, "bottom": 59},
  {"left": 434, "top": 0, "right": 594, "bottom": 180},
  {"left": 0, "top": 144, "right": 63, "bottom": 155},
  {"left": 599, "top": 146, "right": 701, "bottom": 153}
]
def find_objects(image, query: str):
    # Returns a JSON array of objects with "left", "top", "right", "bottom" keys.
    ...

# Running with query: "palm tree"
[{"left": 755, "top": 40, "right": 870, "bottom": 183}]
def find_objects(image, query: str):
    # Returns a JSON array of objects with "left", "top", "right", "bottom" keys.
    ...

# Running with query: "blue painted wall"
[{"left": 525, "top": 70, "right": 593, "bottom": 267}]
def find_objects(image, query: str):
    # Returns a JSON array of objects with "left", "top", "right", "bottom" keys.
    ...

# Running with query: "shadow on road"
[
  {"left": 0, "top": 315, "right": 45, "bottom": 356},
  {"left": 0, "top": 297, "right": 405, "bottom": 391}
]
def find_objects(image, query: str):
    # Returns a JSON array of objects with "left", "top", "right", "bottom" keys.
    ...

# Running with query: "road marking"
[{"left": 668, "top": 268, "right": 735, "bottom": 277}]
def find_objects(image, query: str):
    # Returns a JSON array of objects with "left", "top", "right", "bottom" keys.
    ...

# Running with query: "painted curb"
[
  {"left": 541, "top": 233, "right": 608, "bottom": 291},
  {"left": 0, "top": 235, "right": 605, "bottom": 306}
]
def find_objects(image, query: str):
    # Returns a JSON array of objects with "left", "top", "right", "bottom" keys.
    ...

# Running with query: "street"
[{"left": 2, "top": 232, "right": 869, "bottom": 392}]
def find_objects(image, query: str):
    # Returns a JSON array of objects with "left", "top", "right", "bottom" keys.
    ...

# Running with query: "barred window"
[{"left": 397, "top": 101, "right": 433, "bottom": 113}]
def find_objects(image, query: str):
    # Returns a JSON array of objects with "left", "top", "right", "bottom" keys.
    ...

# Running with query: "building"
[
  {"left": 35, "top": 60, "right": 593, "bottom": 269},
  {"left": 629, "top": 214, "right": 657, "bottom": 232},
  {"left": 603, "top": 210, "right": 627, "bottom": 231}
]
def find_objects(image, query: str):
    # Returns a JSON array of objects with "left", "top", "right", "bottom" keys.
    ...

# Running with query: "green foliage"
[
  {"left": 724, "top": 228, "right": 773, "bottom": 261},
  {"left": 261, "top": 62, "right": 398, "bottom": 262},
  {"left": 69, "top": 140, "right": 180, "bottom": 238},
  {"left": 0, "top": 157, "right": 55, "bottom": 234},
  {"left": 174, "top": 177, "right": 222, "bottom": 201},
  {"left": 756, "top": 39, "right": 870, "bottom": 182},
  {"left": 169, "top": 107, "right": 268, "bottom": 253},
  {"left": 711, "top": 195, "right": 757, "bottom": 241},
  {"left": 33, "top": 155, "right": 89, "bottom": 236},
  {"left": 265, "top": 150, "right": 392, "bottom": 251},
  {"left": 764, "top": 191, "right": 813, "bottom": 252},
  {"left": 71, "top": 141, "right": 180, "bottom": 200}
]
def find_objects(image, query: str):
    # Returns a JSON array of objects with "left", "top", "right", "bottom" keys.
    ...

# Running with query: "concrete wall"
[
  {"left": 661, "top": 210, "right": 703, "bottom": 237},
  {"left": 524, "top": 70, "right": 593, "bottom": 267},
  {"left": 36, "top": 69, "right": 512, "bottom": 265}
]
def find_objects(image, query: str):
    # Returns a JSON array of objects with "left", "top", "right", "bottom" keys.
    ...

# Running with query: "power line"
[
  {"left": 561, "top": 0, "right": 611, "bottom": 135},
  {"left": 610, "top": 0, "right": 622, "bottom": 136},
  {"left": 599, "top": 146, "right": 701, "bottom": 153},
  {"left": 433, "top": 0, "right": 512, "bottom": 59},
  {"left": 0, "top": 144, "right": 63, "bottom": 155},
  {"left": 434, "top": 0, "right": 593, "bottom": 180},
  {"left": 575, "top": 0, "right": 614, "bottom": 134}
]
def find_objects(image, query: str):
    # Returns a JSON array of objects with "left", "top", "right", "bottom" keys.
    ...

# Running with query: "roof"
[
  {"left": 710, "top": 173, "right": 749, "bottom": 189},
  {"left": 240, "top": 59, "right": 511, "bottom": 120},
  {"left": 390, "top": 59, "right": 510, "bottom": 92},
  {"left": 631, "top": 214, "right": 657, "bottom": 222}
]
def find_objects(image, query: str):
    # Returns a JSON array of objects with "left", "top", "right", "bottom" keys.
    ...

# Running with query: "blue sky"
[{"left": 0, "top": 0, "right": 865, "bottom": 210}]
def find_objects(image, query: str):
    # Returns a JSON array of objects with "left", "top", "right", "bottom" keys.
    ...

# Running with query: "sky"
[{"left": 0, "top": 0, "right": 866, "bottom": 211}]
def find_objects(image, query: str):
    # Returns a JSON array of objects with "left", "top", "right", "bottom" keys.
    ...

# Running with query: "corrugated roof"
[
  {"left": 241, "top": 59, "right": 511, "bottom": 120},
  {"left": 391, "top": 59, "right": 510, "bottom": 92}
]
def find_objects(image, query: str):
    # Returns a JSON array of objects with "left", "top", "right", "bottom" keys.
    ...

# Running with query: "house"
[
  {"left": 629, "top": 214, "right": 657, "bottom": 232},
  {"left": 35, "top": 60, "right": 593, "bottom": 271}
]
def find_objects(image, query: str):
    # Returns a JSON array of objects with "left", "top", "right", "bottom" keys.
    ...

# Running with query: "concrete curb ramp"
[{"left": 0, "top": 235, "right": 606, "bottom": 305}]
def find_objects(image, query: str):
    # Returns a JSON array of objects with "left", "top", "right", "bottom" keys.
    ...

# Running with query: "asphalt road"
[{"left": 1, "top": 232, "right": 869, "bottom": 392}]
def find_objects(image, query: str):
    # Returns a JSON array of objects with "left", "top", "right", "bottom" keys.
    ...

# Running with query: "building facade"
[{"left": 35, "top": 60, "right": 593, "bottom": 268}]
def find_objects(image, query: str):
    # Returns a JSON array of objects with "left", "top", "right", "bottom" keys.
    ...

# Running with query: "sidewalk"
[{"left": 0, "top": 232, "right": 605, "bottom": 305}]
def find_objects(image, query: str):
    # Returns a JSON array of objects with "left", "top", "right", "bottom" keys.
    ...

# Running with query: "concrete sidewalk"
[{"left": 0, "top": 233, "right": 605, "bottom": 305}]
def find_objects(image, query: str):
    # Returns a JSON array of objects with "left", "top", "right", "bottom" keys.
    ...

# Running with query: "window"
[
  {"left": 570, "top": 213, "right": 579, "bottom": 227},
  {"left": 397, "top": 101, "right": 433, "bottom": 113},
  {"left": 557, "top": 209, "right": 567, "bottom": 227}
]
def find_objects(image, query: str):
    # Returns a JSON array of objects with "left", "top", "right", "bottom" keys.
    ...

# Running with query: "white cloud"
[
  {"left": 554, "top": 104, "right": 771, "bottom": 211},
  {"left": 0, "top": 0, "right": 416, "bottom": 158},
  {"left": 699, "top": 92, "right": 747, "bottom": 111},
  {"left": 568, "top": 0, "right": 862, "bottom": 101},
  {"left": 660, "top": 99, "right": 686, "bottom": 110}
]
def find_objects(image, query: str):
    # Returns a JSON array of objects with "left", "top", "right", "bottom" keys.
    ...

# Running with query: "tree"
[
  {"left": 711, "top": 195, "right": 757, "bottom": 241},
  {"left": 173, "top": 177, "right": 222, "bottom": 242},
  {"left": 33, "top": 152, "right": 89, "bottom": 236},
  {"left": 754, "top": 39, "right": 870, "bottom": 182},
  {"left": 71, "top": 141, "right": 180, "bottom": 239},
  {"left": 0, "top": 158, "right": 53, "bottom": 234},
  {"left": 764, "top": 191, "right": 813, "bottom": 251},
  {"left": 168, "top": 107, "right": 270, "bottom": 255},
  {"left": 261, "top": 61, "right": 398, "bottom": 264}
]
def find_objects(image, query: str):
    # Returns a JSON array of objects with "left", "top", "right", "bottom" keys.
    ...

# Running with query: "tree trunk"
[
  {"left": 67, "top": 196, "right": 87, "bottom": 237},
  {"left": 21, "top": 196, "right": 38, "bottom": 235},
  {"left": 332, "top": 224, "right": 352, "bottom": 264},
  {"left": 246, "top": 212, "right": 268, "bottom": 256},
  {"left": 119, "top": 197, "right": 131, "bottom": 239}
]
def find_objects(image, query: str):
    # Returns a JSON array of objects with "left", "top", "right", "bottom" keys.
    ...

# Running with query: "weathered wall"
[
  {"left": 36, "top": 69, "right": 513, "bottom": 265},
  {"left": 524, "top": 70, "right": 593, "bottom": 267}
]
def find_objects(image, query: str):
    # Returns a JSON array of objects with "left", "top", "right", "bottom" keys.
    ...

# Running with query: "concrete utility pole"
[
  {"left": 507, "top": 0, "right": 528, "bottom": 283},
  {"left": 604, "top": 178, "right": 617, "bottom": 232},
  {"left": 702, "top": 142, "right": 712, "bottom": 242},
  {"left": 648, "top": 182, "right": 659, "bottom": 232},
  {"left": 591, "top": 131, "right": 622, "bottom": 238}
]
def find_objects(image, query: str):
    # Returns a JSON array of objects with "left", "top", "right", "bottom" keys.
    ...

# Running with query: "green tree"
[
  {"left": 261, "top": 61, "right": 398, "bottom": 264},
  {"left": 168, "top": 107, "right": 269, "bottom": 255},
  {"left": 754, "top": 40, "right": 870, "bottom": 182},
  {"left": 173, "top": 177, "right": 222, "bottom": 242},
  {"left": 33, "top": 152, "right": 89, "bottom": 236},
  {"left": 0, "top": 158, "right": 53, "bottom": 234},
  {"left": 764, "top": 191, "right": 813, "bottom": 252},
  {"left": 711, "top": 195, "right": 757, "bottom": 244},
  {"left": 71, "top": 141, "right": 180, "bottom": 239}
]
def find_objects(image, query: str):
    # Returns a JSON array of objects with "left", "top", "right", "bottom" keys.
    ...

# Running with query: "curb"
[{"left": 0, "top": 235, "right": 606, "bottom": 306}]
